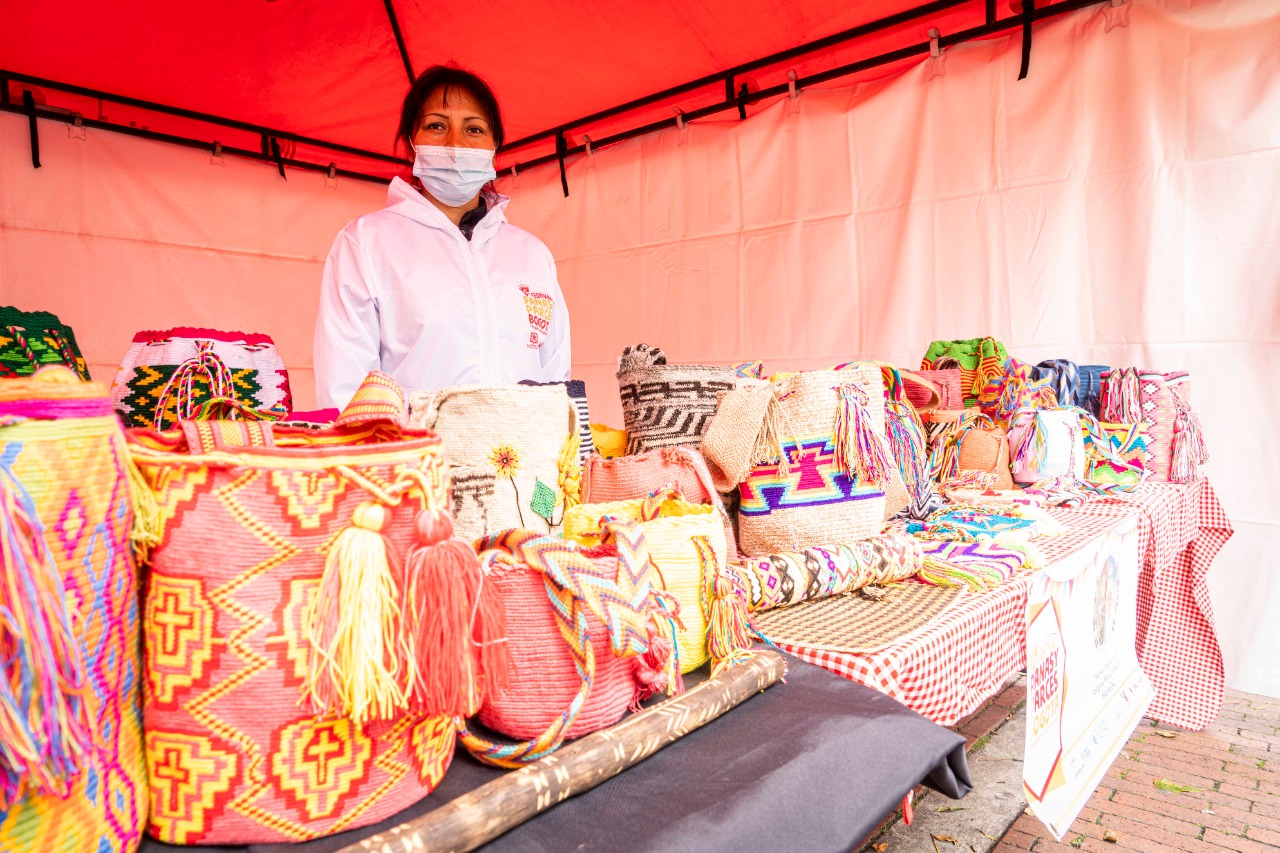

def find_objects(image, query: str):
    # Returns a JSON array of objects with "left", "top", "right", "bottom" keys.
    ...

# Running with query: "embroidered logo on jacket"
[{"left": 519, "top": 285, "right": 554, "bottom": 349}]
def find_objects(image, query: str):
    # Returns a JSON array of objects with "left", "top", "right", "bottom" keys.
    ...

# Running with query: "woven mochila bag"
[
  {"left": 1085, "top": 421, "right": 1149, "bottom": 486},
  {"left": 919, "top": 337, "right": 1009, "bottom": 408},
  {"left": 1099, "top": 368, "right": 1208, "bottom": 483},
  {"left": 910, "top": 368, "right": 963, "bottom": 410},
  {"left": 976, "top": 357, "right": 1058, "bottom": 427},
  {"left": 520, "top": 378, "right": 595, "bottom": 464},
  {"left": 128, "top": 373, "right": 506, "bottom": 845},
  {"left": 408, "top": 383, "right": 580, "bottom": 538},
  {"left": 581, "top": 446, "right": 739, "bottom": 557},
  {"left": 1006, "top": 408, "right": 1086, "bottom": 485},
  {"left": 589, "top": 423, "right": 628, "bottom": 458},
  {"left": 110, "top": 327, "right": 292, "bottom": 429},
  {"left": 616, "top": 343, "right": 738, "bottom": 454},
  {"left": 458, "top": 523, "right": 684, "bottom": 768},
  {"left": 701, "top": 366, "right": 892, "bottom": 556},
  {"left": 876, "top": 364, "right": 939, "bottom": 520},
  {"left": 564, "top": 489, "right": 746, "bottom": 675},
  {"left": 0, "top": 368, "right": 146, "bottom": 853},
  {"left": 1030, "top": 360, "right": 1112, "bottom": 414},
  {"left": 932, "top": 411, "right": 1015, "bottom": 490},
  {"left": 0, "top": 306, "right": 91, "bottom": 380}
]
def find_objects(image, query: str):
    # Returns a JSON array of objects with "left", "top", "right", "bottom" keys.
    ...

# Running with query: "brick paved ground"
[{"left": 994, "top": 690, "right": 1280, "bottom": 852}]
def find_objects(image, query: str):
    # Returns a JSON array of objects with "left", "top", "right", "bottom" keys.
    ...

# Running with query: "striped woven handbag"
[
  {"left": 0, "top": 368, "right": 145, "bottom": 853},
  {"left": 128, "top": 373, "right": 504, "bottom": 844}
]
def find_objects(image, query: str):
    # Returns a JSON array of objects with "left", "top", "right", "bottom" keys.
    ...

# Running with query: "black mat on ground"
[{"left": 141, "top": 653, "right": 971, "bottom": 853}]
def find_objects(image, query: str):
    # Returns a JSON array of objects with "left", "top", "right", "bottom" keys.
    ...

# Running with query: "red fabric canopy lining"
[{"left": 3, "top": 0, "right": 1028, "bottom": 177}]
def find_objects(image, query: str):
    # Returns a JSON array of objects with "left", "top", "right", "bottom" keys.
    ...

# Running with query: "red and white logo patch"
[{"left": 519, "top": 284, "right": 554, "bottom": 349}]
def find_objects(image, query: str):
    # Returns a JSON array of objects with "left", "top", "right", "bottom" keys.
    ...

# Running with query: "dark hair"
[{"left": 396, "top": 65, "right": 505, "bottom": 157}]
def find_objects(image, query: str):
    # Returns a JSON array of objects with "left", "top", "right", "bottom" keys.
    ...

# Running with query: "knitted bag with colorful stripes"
[
  {"left": 975, "top": 357, "right": 1058, "bottom": 427},
  {"left": 128, "top": 373, "right": 504, "bottom": 845},
  {"left": 1086, "top": 421, "right": 1150, "bottom": 486},
  {"left": 459, "top": 524, "right": 683, "bottom": 768},
  {"left": 0, "top": 368, "right": 145, "bottom": 853},
  {"left": 1099, "top": 368, "right": 1208, "bottom": 484},
  {"left": 0, "top": 306, "right": 91, "bottom": 380},
  {"left": 109, "top": 327, "right": 291, "bottom": 429},
  {"left": 920, "top": 337, "right": 1009, "bottom": 408}
]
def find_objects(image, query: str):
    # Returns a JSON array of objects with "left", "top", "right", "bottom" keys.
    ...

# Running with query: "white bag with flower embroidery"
[{"left": 408, "top": 384, "right": 579, "bottom": 539}]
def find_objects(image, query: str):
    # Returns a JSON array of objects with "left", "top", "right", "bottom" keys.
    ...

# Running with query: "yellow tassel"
[
  {"left": 303, "top": 501, "right": 407, "bottom": 725},
  {"left": 123, "top": 453, "right": 161, "bottom": 563}
]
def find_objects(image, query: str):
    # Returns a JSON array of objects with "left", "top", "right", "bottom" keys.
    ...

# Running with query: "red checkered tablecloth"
[{"left": 778, "top": 480, "right": 1232, "bottom": 729}]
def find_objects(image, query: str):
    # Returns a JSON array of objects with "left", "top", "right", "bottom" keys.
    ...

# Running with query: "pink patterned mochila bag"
[{"left": 1099, "top": 368, "right": 1208, "bottom": 483}]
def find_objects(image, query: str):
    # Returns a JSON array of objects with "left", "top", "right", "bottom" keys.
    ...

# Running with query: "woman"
[{"left": 314, "top": 66, "right": 570, "bottom": 409}]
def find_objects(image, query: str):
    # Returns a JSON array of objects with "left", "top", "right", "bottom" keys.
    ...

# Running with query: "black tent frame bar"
[
  {"left": 502, "top": 0, "right": 973, "bottom": 153},
  {"left": 0, "top": 68, "right": 406, "bottom": 166},
  {"left": 0, "top": 101, "right": 391, "bottom": 184},
  {"left": 504, "top": 0, "right": 1109, "bottom": 179}
]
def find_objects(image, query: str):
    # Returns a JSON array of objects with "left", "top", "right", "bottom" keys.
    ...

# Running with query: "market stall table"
[
  {"left": 138, "top": 654, "right": 972, "bottom": 853},
  {"left": 781, "top": 480, "right": 1231, "bottom": 730}
]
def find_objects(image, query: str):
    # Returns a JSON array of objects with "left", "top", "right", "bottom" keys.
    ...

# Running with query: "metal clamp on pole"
[{"left": 21, "top": 89, "right": 40, "bottom": 169}]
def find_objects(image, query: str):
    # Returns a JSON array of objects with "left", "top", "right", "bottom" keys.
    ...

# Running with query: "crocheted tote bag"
[
  {"left": 0, "top": 368, "right": 146, "bottom": 853},
  {"left": 701, "top": 366, "right": 892, "bottom": 556},
  {"left": 564, "top": 490, "right": 737, "bottom": 675},
  {"left": 920, "top": 337, "right": 1009, "bottom": 407},
  {"left": 1086, "top": 421, "right": 1150, "bottom": 486},
  {"left": 911, "top": 368, "right": 963, "bottom": 410},
  {"left": 726, "top": 534, "right": 924, "bottom": 612},
  {"left": 581, "top": 446, "right": 738, "bottom": 557},
  {"left": 931, "top": 412, "right": 1015, "bottom": 490},
  {"left": 976, "top": 357, "right": 1058, "bottom": 427},
  {"left": 1007, "top": 408, "right": 1086, "bottom": 485},
  {"left": 0, "top": 306, "right": 91, "bottom": 380},
  {"left": 408, "top": 383, "right": 579, "bottom": 537},
  {"left": 110, "top": 327, "right": 292, "bottom": 429},
  {"left": 520, "top": 378, "right": 595, "bottom": 464},
  {"left": 616, "top": 344, "right": 738, "bottom": 454},
  {"left": 1099, "top": 368, "right": 1208, "bottom": 483},
  {"left": 129, "top": 374, "right": 503, "bottom": 845},
  {"left": 459, "top": 524, "right": 679, "bottom": 768}
]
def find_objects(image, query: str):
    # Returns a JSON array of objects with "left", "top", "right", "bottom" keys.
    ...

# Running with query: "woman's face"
[{"left": 412, "top": 86, "right": 496, "bottom": 151}]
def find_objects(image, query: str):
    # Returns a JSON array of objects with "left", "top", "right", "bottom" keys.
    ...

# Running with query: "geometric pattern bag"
[
  {"left": 563, "top": 491, "right": 731, "bottom": 675},
  {"left": 519, "top": 378, "right": 595, "bottom": 464},
  {"left": 1099, "top": 368, "right": 1208, "bottom": 483},
  {"left": 0, "top": 368, "right": 146, "bottom": 853},
  {"left": 702, "top": 366, "right": 892, "bottom": 556},
  {"left": 975, "top": 357, "right": 1058, "bottom": 427},
  {"left": 616, "top": 344, "right": 738, "bottom": 454},
  {"left": 920, "top": 337, "right": 1009, "bottom": 408},
  {"left": 110, "top": 327, "right": 292, "bottom": 429},
  {"left": 128, "top": 374, "right": 497, "bottom": 845},
  {"left": 408, "top": 384, "right": 579, "bottom": 538},
  {"left": 1086, "top": 421, "right": 1150, "bottom": 487},
  {"left": 0, "top": 306, "right": 91, "bottom": 380}
]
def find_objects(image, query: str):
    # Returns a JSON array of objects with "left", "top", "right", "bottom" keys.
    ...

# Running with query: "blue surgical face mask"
[{"left": 412, "top": 145, "right": 497, "bottom": 208}]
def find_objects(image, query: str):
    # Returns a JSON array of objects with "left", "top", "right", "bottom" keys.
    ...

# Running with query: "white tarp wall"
[{"left": 0, "top": 0, "right": 1276, "bottom": 695}]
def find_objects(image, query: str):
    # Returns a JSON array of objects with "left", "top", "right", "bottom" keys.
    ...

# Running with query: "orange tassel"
[{"left": 403, "top": 511, "right": 510, "bottom": 718}]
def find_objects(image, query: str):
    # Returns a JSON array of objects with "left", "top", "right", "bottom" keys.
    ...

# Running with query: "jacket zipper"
[{"left": 467, "top": 239, "right": 500, "bottom": 384}]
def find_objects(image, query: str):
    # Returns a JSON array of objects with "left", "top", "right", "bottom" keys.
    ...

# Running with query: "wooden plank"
[{"left": 342, "top": 650, "right": 788, "bottom": 853}]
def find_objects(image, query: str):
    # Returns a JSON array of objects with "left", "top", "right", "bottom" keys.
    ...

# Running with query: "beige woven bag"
[
  {"left": 408, "top": 384, "right": 579, "bottom": 537},
  {"left": 616, "top": 344, "right": 738, "bottom": 454},
  {"left": 702, "top": 366, "right": 892, "bottom": 556}
]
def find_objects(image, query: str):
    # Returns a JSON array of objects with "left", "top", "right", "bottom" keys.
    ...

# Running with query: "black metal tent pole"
[
  {"left": 383, "top": 0, "right": 416, "bottom": 84},
  {"left": 501, "top": 0, "right": 1107, "bottom": 178}
]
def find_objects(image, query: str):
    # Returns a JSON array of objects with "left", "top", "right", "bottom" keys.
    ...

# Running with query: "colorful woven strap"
[
  {"left": 459, "top": 525, "right": 663, "bottom": 767},
  {"left": 151, "top": 340, "right": 237, "bottom": 429}
]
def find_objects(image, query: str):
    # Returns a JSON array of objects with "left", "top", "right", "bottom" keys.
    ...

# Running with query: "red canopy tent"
[{"left": 2, "top": 0, "right": 1106, "bottom": 183}]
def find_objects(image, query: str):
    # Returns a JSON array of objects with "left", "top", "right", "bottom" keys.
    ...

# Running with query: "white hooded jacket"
[{"left": 313, "top": 177, "right": 571, "bottom": 409}]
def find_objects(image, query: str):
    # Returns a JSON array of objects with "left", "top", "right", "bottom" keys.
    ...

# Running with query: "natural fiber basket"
[{"left": 0, "top": 368, "right": 145, "bottom": 853}]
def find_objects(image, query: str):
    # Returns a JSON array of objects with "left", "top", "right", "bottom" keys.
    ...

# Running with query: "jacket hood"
[{"left": 384, "top": 176, "right": 511, "bottom": 244}]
